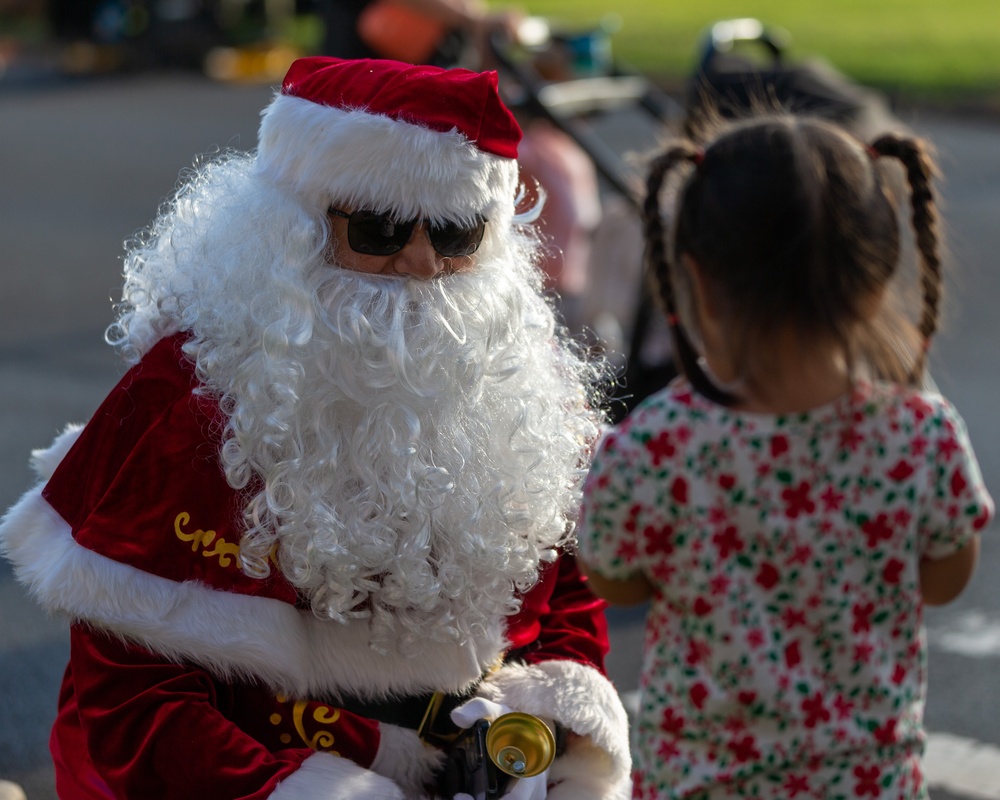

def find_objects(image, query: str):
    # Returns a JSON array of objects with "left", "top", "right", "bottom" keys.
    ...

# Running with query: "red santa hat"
[{"left": 257, "top": 57, "right": 523, "bottom": 223}]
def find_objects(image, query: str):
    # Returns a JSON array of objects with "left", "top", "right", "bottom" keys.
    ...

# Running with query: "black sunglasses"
[{"left": 328, "top": 207, "right": 487, "bottom": 258}]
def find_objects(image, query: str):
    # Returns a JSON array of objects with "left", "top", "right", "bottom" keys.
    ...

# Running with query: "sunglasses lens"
[
  {"left": 428, "top": 218, "right": 486, "bottom": 257},
  {"left": 347, "top": 211, "right": 414, "bottom": 255}
]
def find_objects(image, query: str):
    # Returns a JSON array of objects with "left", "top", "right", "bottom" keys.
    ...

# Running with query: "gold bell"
[{"left": 485, "top": 712, "right": 556, "bottom": 778}]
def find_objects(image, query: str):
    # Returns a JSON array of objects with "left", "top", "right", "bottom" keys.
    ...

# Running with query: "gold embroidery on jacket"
[
  {"left": 174, "top": 511, "right": 240, "bottom": 567},
  {"left": 293, "top": 699, "right": 341, "bottom": 753}
]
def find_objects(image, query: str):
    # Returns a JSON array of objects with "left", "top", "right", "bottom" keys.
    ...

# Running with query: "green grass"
[{"left": 513, "top": 0, "right": 1000, "bottom": 100}]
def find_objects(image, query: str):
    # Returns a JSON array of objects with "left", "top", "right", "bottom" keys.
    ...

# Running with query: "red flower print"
[
  {"left": 686, "top": 638, "right": 711, "bottom": 666},
  {"left": 615, "top": 538, "right": 639, "bottom": 564},
  {"left": 874, "top": 718, "right": 898, "bottom": 746},
  {"left": 755, "top": 562, "right": 780, "bottom": 590},
  {"left": 709, "top": 574, "right": 730, "bottom": 595},
  {"left": 656, "top": 738, "right": 680, "bottom": 760},
  {"left": 839, "top": 427, "right": 864, "bottom": 452},
  {"left": 802, "top": 692, "right": 830, "bottom": 728},
  {"left": 713, "top": 526, "right": 744, "bottom": 559},
  {"left": 974, "top": 506, "right": 992, "bottom": 530},
  {"left": 727, "top": 734, "right": 761, "bottom": 762},
  {"left": 650, "top": 562, "right": 677, "bottom": 583},
  {"left": 722, "top": 718, "right": 746, "bottom": 737},
  {"left": 887, "top": 460, "right": 915, "bottom": 481},
  {"left": 784, "top": 774, "right": 810, "bottom": 797},
  {"left": 747, "top": 629, "right": 765, "bottom": 649},
  {"left": 911, "top": 435, "right": 928, "bottom": 457},
  {"left": 660, "top": 707, "right": 685, "bottom": 735},
  {"left": 905, "top": 395, "right": 932, "bottom": 420},
  {"left": 782, "top": 607, "right": 807, "bottom": 628},
  {"left": 820, "top": 486, "right": 844, "bottom": 512},
  {"left": 671, "top": 476, "right": 689, "bottom": 504},
  {"left": 892, "top": 664, "right": 906, "bottom": 685},
  {"left": 853, "top": 765, "right": 882, "bottom": 797},
  {"left": 854, "top": 642, "right": 874, "bottom": 664},
  {"left": 690, "top": 682, "right": 709, "bottom": 710},
  {"left": 771, "top": 435, "right": 790, "bottom": 458},
  {"left": 594, "top": 473, "right": 611, "bottom": 490},
  {"left": 785, "top": 640, "right": 802, "bottom": 669},
  {"left": 738, "top": 691, "right": 757, "bottom": 706},
  {"left": 950, "top": 468, "right": 968, "bottom": 498},
  {"left": 624, "top": 504, "right": 641, "bottom": 533},
  {"left": 893, "top": 507, "right": 913, "bottom": 527},
  {"left": 645, "top": 430, "right": 675, "bottom": 465},
  {"left": 643, "top": 524, "right": 674, "bottom": 556},
  {"left": 693, "top": 597, "right": 713, "bottom": 617},
  {"left": 834, "top": 695, "right": 854, "bottom": 719},
  {"left": 782, "top": 481, "right": 815, "bottom": 519},
  {"left": 883, "top": 558, "right": 905, "bottom": 584},
  {"left": 852, "top": 602, "right": 874, "bottom": 633},
  {"left": 719, "top": 473, "right": 736, "bottom": 490},
  {"left": 939, "top": 429, "right": 961, "bottom": 460},
  {"left": 788, "top": 544, "right": 813, "bottom": 565},
  {"left": 861, "top": 513, "right": 893, "bottom": 548}
]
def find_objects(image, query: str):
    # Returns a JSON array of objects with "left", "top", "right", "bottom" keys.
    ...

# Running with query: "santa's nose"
[{"left": 389, "top": 224, "right": 448, "bottom": 279}]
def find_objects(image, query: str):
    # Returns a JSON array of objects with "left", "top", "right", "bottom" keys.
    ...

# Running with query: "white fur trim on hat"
[
  {"left": 269, "top": 752, "right": 403, "bottom": 800},
  {"left": 257, "top": 94, "right": 520, "bottom": 225}
]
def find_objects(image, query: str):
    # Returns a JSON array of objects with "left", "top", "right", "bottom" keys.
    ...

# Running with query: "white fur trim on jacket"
[
  {"left": 0, "top": 482, "right": 507, "bottom": 699},
  {"left": 474, "top": 660, "right": 632, "bottom": 798},
  {"left": 256, "top": 94, "right": 520, "bottom": 227},
  {"left": 270, "top": 752, "right": 404, "bottom": 800},
  {"left": 370, "top": 723, "right": 445, "bottom": 797},
  {"left": 29, "top": 423, "right": 84, "bottom": 480}
]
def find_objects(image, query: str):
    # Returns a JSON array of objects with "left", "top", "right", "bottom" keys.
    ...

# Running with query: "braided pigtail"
[
  {"left": 642, "top": 146, "right": 738, "bottom": 405},
  {"left": 869, "top": 133, "right": 942, "bottom": 384}
]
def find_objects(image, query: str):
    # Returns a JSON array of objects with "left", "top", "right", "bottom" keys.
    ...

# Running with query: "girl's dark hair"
[{"left": 642, "top": 115, "right": 942, "bottom": 405}]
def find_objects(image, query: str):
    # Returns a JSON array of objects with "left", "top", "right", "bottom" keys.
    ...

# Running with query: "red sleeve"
[
  {"left": 42, "top": 333, "right": 296, "bottom": 603},
  {"left": 62, "top": 625, "right": 383, "bottom": 800},
  {"left": 506, "top": 553, "right": 610, "bottom": 673}
]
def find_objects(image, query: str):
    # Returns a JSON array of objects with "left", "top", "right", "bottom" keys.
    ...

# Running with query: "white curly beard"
[
  {"left": 229, "top": 263, "right": 600, "bottom": 654},
  {"left": 109, "top": 154, "right": 604, "bottom": 655}
]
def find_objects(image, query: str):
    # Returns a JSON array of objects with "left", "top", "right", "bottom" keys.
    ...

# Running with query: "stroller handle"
[{"left": 698, "top": 18, "right": 790, "bottom": 72}]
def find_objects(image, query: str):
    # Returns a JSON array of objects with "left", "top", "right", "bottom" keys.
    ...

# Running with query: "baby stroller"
[{"left": 492, "top": 17, "right": 902, "bottom": 423}]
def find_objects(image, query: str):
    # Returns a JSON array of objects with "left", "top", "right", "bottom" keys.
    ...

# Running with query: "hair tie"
[
  {"left": 666, "top": 313, "right": 680, "bottom": 327},
  {"left": 691, "top": 148, "right": 705, "bottom": 168},
  {"left": 866, "top": 144, "right": 880, "bottom": 160}
]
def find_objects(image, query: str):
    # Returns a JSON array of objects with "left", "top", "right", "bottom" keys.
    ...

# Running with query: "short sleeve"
[
  {"left": 578, "top": 426, "right": 646, "bottom": 581},
  {"left": 919, "top": 398, "right": 994, "bottom": 559}
]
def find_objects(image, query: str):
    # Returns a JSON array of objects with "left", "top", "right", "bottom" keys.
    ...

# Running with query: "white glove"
[
  {"left": 449, "top": 696, "right": 511, "bottom": 729},
  {"left": 450, "top": 698, "right": 549, "bottom": 800}
]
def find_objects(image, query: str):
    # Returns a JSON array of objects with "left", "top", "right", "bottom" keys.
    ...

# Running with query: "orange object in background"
[{"left": 357, "top": 0, "right": 446, "bottom": 63}]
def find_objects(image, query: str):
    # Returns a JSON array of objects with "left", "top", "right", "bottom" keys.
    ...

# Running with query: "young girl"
[{"left": 577, "top": 115, "right": 994, "bottom": 799}]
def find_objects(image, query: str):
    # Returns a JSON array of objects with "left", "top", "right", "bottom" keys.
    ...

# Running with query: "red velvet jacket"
[{"left": 1, "top": 334, "right": 631, "bottom": 800}]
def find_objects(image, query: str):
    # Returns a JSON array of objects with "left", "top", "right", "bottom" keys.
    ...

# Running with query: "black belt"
[{"left": 336, "top": 688, "right": 470, "bottom": 743}]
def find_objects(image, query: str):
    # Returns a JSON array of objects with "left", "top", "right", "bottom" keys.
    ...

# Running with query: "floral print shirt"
[{"left": 579, "top": 380, "right": 993, "bottom": 799}]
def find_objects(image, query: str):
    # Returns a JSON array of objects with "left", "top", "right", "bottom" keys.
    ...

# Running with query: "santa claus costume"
[{"left": 0, "top": 58, "right": 630, "bottom": 799}]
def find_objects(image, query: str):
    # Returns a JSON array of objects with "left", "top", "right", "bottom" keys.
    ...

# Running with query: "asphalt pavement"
[{"left": 1, "top": 66, "right": 998, "bottom": 799}]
